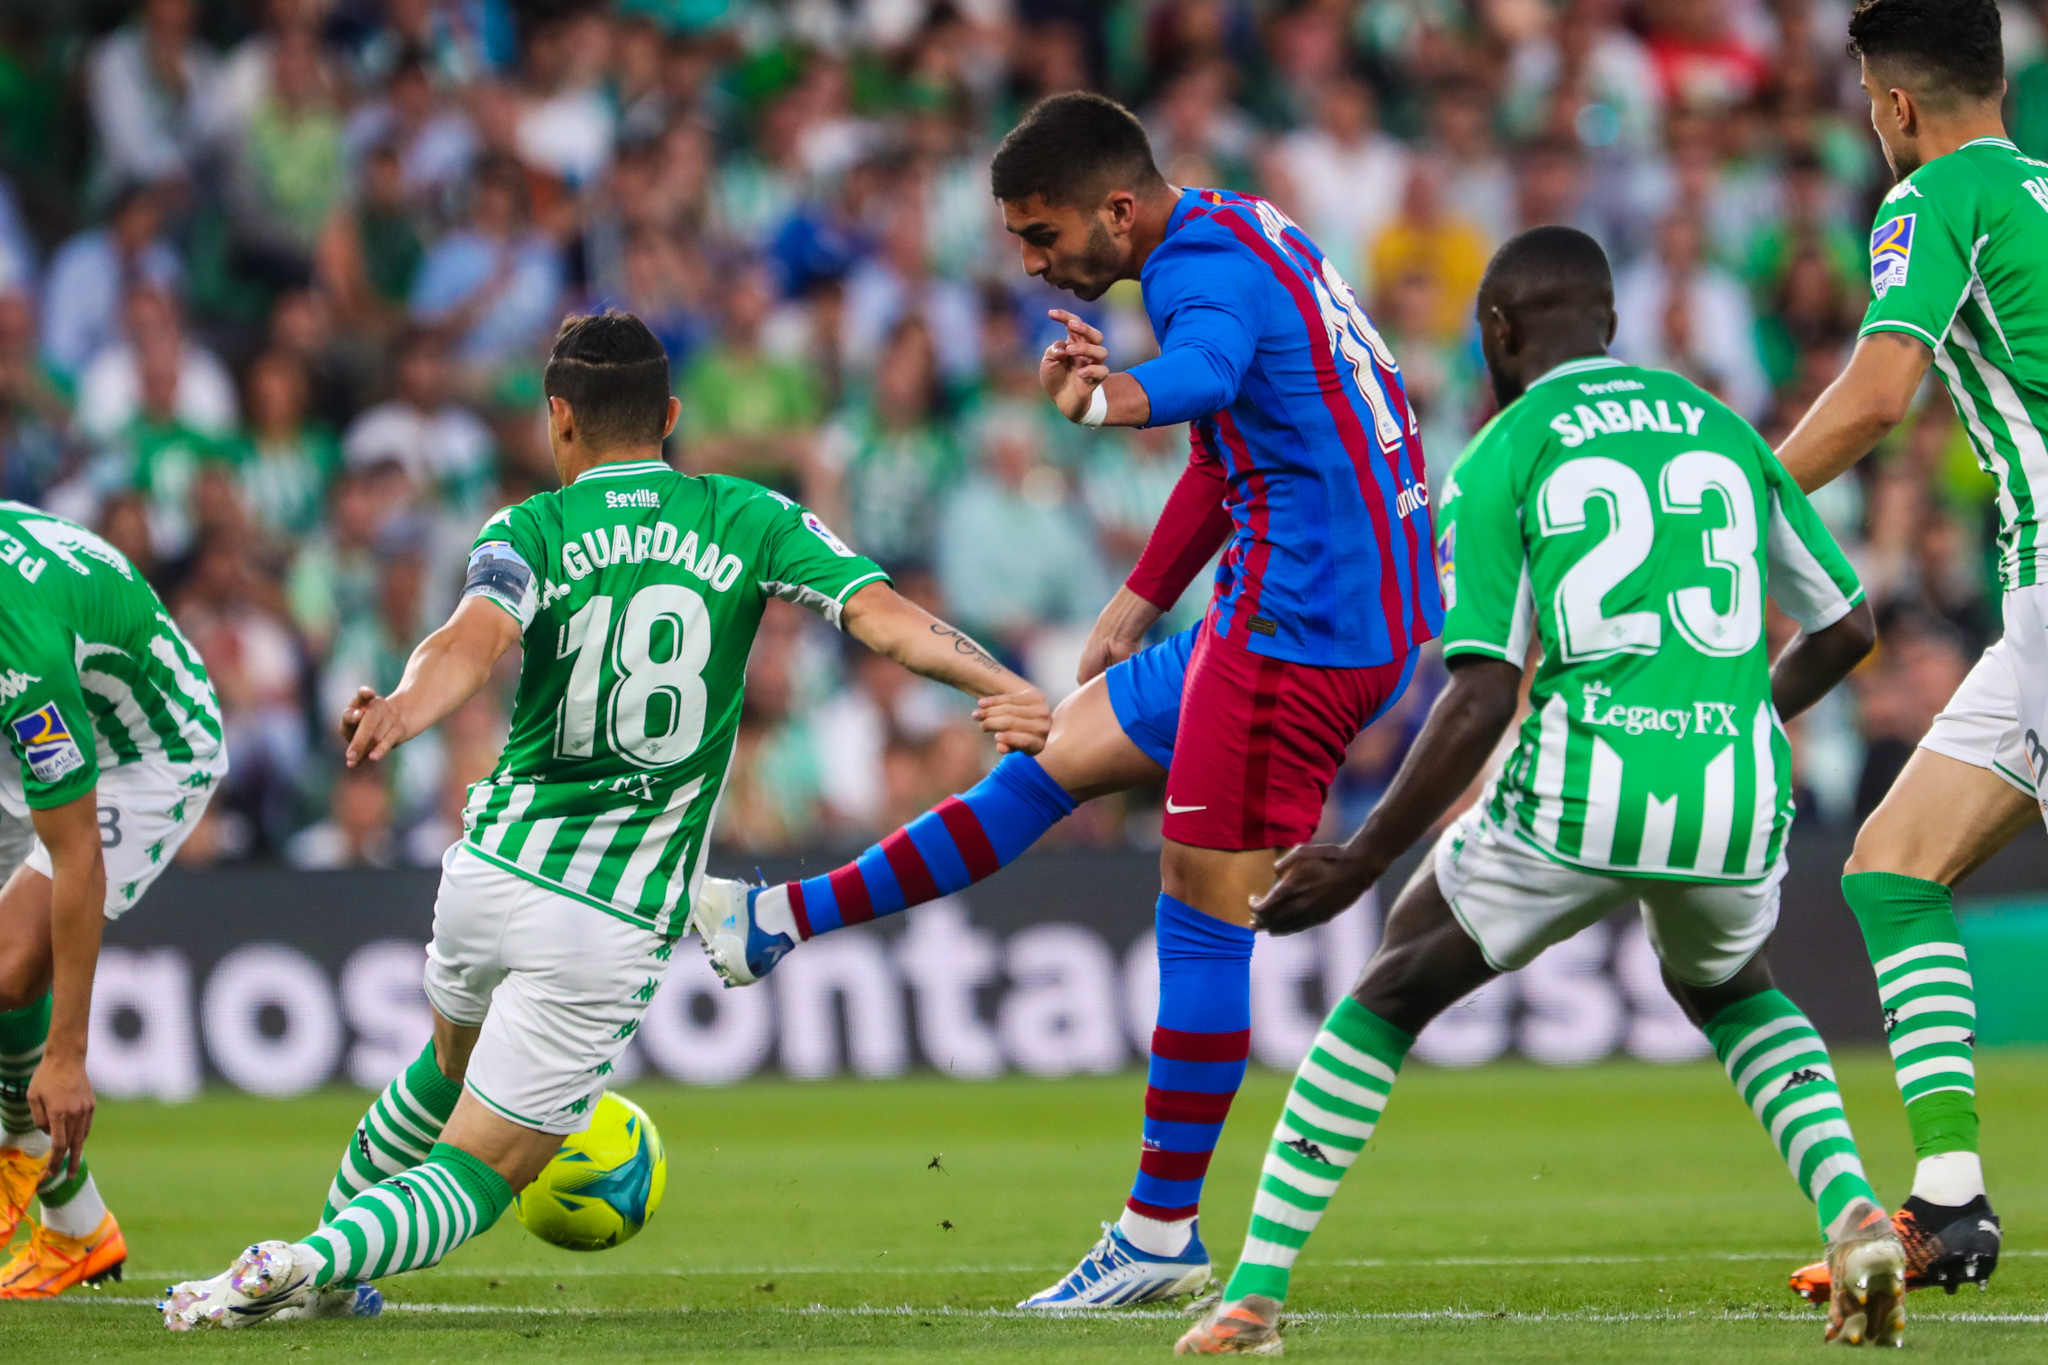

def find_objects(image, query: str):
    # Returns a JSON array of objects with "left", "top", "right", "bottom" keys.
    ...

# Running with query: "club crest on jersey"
[
  {"left": 1871, "top": 215, "right": 1914, "bottom": 298},
  {"left": 802, "top": 511, "right": 856, "bottom": 558},
  {"left": 11, "top": 702, "right": 85, "bottom": 784}
]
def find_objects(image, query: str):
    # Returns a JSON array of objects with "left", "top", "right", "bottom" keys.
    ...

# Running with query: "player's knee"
[{"left": 0, "top": 945, "right": 48, "bottom": 1012}]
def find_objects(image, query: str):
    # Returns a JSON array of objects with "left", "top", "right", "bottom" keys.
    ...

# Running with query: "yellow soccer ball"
[{"left": 514, "top": 1092, "right": 667, "bottom": 1251}]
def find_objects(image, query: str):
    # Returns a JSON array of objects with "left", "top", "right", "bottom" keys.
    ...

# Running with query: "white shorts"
[
  {"left": 7, "top": 758, "right": 223, "bottom": 920},
  {"left": 424, "top": 844, "right": 676, "bottom": 1136},
  {"left": 1920, "top": 586, "right": 2048, "bottom": 806},
  {"left": 1434, "top": 808, "right": 1783, "bottom": 987}
]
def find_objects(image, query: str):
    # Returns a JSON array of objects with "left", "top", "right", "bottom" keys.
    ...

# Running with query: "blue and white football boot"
[
  {"left": 689, "top": 877, "right": 798, "bottom": 987},
  {"left": 1017, "top": 1222, "right": 1212, "bottom": 1309}
]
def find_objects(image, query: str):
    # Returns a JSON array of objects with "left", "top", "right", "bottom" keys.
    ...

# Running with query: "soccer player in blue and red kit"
[{"left": 691, "top": 92, "right": 1443, "bottom": 1306}]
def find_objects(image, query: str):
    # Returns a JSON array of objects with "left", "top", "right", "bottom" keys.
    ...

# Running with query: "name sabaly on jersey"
[{"left": 1438, "top": 359, "right": 1864, "bottom": 882}]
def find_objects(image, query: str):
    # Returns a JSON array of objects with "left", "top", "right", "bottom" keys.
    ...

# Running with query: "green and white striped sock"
[
  {"left": 0, "top": 995, "right": 49, "bottom": 1141},
  {"left": 1842, "top": 872, "right": 1982, "bottom": 1201},
  {"left": 298, "top": 1143, "right": 512, "bottom": 1287},
  {"left": 1706, "top": 990, "right": 1876, "bottom": 1236},
  {"left": 1222, "top": 998, "right": 1413, "bottom": 1305},
  {"left": 322, "top": 1042, "right": 463, "bottom": 1223}
]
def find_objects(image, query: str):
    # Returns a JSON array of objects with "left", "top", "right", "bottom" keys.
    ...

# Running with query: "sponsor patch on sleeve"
[
  {"left": 802, "top": 511, "right": 857, "bottom": 558},
  {"left": 11, "top": 702, "right": 85, "bottom": 786},
  {"left": 1871, "top": 214, "right": 1915, "bottom": 298},
  {"left": 1436, "top": 522, "right": 1457, "bottom": 610}
]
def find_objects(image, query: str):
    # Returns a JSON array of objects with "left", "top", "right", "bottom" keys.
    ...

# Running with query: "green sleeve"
[
  {"left": 750, "top": 487, "right": 889, "bottom": 629},
  {"left": 0, "top": 614, "right": 98, "bottom": 809},
  {"left": 1438, "top": 418, "right": 1535, "bottom": 664},
  {"left": 1758, "top": 445, "right": 1867, "bottom": 632},
  {"left": 1859, "top": 175, "right": 1974, "bottom": 351}
]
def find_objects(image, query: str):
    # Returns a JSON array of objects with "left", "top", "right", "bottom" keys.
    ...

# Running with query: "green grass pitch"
[{"left": 6, "top": 1053, "right": 2046, "bottom": 1361}]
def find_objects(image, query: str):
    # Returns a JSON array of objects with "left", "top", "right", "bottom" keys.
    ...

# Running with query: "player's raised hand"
[
  {"left": 975, "top": 688, "right": 1052, "bottom": 755},
  {"left": 1250, "top": 842, "right": 1375, "bottom": 936},
  {"left": 340, "top": 686, "right": 408, "bottom": 767},
  {"left": 1039, "top": 309, "right": 1109, "bottom": 422}
]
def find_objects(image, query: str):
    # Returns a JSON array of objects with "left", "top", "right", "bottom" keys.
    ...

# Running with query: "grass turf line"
[{"left": 4, "top": 1052, "right": 2044, "bottom": 1361}]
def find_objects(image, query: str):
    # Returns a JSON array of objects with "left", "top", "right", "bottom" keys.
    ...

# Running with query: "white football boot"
[
  {"left": 688, "top": 876, "right": 799, "bottom": 986},
  {"left": 1018, "top": 1222, "right": 1212, "bottom": 1309},
  {"left": 162, "top": 1240, "right": 317, "bottom": 1330}
]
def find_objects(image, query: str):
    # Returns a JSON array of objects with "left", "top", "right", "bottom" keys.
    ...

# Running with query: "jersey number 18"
[{"left": 556, "top": 584, "right": 713, "bottom": 768}]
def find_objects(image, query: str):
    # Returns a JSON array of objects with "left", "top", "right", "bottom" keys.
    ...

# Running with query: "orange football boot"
[
  {"left": 1175, "top": 1294, "right": 1285, "bottom": 1355},
  {"left": 0, "top": 1144, "right": 45, "bottom": 1244},
  {"left": 1790, "top": 1195, "right": 2001, "bottom": 1304},
  {"left": 0, "top": 1211, "right": 127, "bottom": 1298}
]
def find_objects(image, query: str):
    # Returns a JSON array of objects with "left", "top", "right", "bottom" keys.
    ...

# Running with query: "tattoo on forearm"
[{"left": 928, "top": 622, "right": 1003, "bottom": 678}]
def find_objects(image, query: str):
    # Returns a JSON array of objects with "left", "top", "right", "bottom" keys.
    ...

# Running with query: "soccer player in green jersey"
[
  {"left": 163, "top": 313, "right": 1049, "bottom": 1329},
  {"left": 1176, "top": 228, "right": 1904, "bottom": 1354},
  {"left": 0, "top": 503, "right": 227, "bottom": 1297},
  {"left": 1772, "top": 0, "right": 2026, "bottom": 1301}
]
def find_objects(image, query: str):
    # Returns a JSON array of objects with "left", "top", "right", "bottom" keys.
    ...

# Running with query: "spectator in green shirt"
[
  {"left": 674, "top": 260, "right": 819, "bottom": 491},
  {"left": 226, "top": 349, "right": 340, "bottom": 545}
]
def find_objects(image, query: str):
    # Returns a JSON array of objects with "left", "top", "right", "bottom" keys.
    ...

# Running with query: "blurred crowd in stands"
[{"left": 0, "top": 0, "right": 2032, "bottom": 866}]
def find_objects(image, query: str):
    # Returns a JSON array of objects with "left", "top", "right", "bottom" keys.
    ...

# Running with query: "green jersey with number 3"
[
  {"left": 1862, "top": 137, "right": 2048, "bottom": 591},
  {"left": 1438, "top": 358, "right": 1863, "bottom": 882},
  {"left": 462, "top": 460, "right": 887, "bottom": 932},
  {"left": 0, "top": 500, "right": 223, "bottom": 814}
]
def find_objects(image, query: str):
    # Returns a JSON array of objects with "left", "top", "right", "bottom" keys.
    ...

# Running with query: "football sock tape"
[
  {"left": 1223, "top": 997, "right": 1410, "bottom": 1304},
  {"left": 301, "top": 1142, "right": 512, "bottom": 1287},
  {"left": 1124, "top": 895, "right": 1254, "bottom": 1253},
  {"left": 0, "top": 994, "right": 50, "bottom": 1138},
  {"left": 782, "top": 753, "right": 1076, "bottom": 938},
  {"left": 1705, "top": 989, "right": 1877, "bottom": 1237},
  {"left": 322, "top": 1041, "right": 464, "bottom": 1224},
  {"left": 1841, "top": 872, "right": 1981, "bottom": 1163}
]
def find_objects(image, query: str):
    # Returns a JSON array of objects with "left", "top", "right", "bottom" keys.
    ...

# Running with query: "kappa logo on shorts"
[
  {"left": 10, "top": 701, "right": 85, "bottom": 785},
  {"left": 1871, "top": 215, "right": 1914, "bottom": 298}
]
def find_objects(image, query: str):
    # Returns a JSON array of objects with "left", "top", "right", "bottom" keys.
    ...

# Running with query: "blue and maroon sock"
[
  {"left": 1119, "top": 893, "right": 1255, "bottom": 1257},
  {"left": 760, "top": 752, "right": 1078, "bottom": 938}
]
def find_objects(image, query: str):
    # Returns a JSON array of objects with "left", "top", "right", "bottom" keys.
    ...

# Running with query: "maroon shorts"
[{"left": 1161, "top": 623, "right": 1418, "bottom": 851}]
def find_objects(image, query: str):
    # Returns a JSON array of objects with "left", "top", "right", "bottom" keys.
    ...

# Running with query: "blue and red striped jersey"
[{"left": 1126, "top": 188, "right": 1444, "bottom": 667}]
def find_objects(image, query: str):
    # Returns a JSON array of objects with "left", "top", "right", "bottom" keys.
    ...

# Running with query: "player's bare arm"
[
  {"left": 341, "top": 596, "right": 522, "bottom": 767},
  {"left": 1251, "top": 658, "right": 1523, "bottom": 936},
  {"left": 1077, "top": 586, "right": 1164, "bottom": 684},
  {"left": 1774, "top": 332, "right": 1932, "bottom": 493},
  {"left": 28, "top": 791, "right": 105, "bottom": 1179},
  {"left": 1770, "top": 600, "right": 1878, "bottom": 720},
  {"left": 839, "top": 581, "right": 1051, "bottom": 754}
]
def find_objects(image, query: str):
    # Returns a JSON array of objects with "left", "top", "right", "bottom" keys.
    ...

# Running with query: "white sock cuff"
[
  {"left": 1911, "top": 1151, "right": 1986, "bottom": 1206},
  {"left": 1117, "top": 1207, "right": 1195, "bottom": 1257},
  {"left": 4, "top": 1128, "right": 50, "bottom": 1158}
]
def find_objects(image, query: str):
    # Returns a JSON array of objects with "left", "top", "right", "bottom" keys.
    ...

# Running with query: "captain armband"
[{"left": 463, "top": 542, "right": 539, "bottom": 629}]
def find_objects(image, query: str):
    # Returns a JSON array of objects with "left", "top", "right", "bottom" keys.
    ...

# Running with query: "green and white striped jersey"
[
  {"left": 1438, "top": 359, "right": 1863, "bottom": 882},
  {"left": 0, "top": 501, "right": 224, "bottom": 812},
  {"left": 1862, "top": 137, "right": 2048, "bottom": 591},
  {"left": 460, "top": 460, "right": 887, "bottom": 934}
]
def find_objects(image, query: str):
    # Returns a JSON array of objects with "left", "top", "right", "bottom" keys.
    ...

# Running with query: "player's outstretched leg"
[
  {"left": 1021, "top": 894, "right": 1252, "bottom": 1309},
  {"left": 319, "top": 1040, "right": 464, "bottom": 1223},
  {"left": 163, "top": 1143, "right": 511, "bottom": 1330},
  {"left": 0, "top": 993, "right": 127, "bottom": 1300},
  {"left": 692, "top": 750, "right": 1078, "bottom": 984}
]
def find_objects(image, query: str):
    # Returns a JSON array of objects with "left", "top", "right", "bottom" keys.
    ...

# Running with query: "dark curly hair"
[{"left": 1848, "top": 0, "right": 2004, "bottom": 109}]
